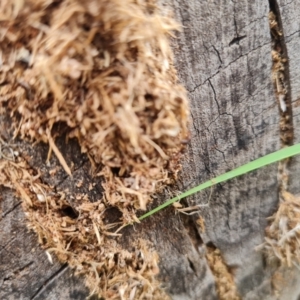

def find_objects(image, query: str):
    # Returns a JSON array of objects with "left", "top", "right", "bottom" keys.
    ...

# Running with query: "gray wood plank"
[{"left": 170, "top": 0, "right": 280, "bottom": 298}]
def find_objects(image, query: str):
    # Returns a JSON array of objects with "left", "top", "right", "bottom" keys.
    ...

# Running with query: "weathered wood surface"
[{"left": 1, "top": 0, "right": 300, "bottom": 299}]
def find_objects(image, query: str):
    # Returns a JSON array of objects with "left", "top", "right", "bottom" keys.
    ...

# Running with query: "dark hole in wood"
[
  {"left": 181, "top": 211, "right": 204, "bottom": 250},
  {"left": 110, "top": 167, "right": 128, "bottom": 178},
  {"left": 113, "top": 253, "right": 119, "bottom": 264},
  {"left": 103, "top": 207, "right": 122, "bottom": 224},
  {"left": 188, "top": 257, "right": 197, "bottom": 274},
  {"left": 206, "top": 241, "right": 217, "bottom": 250},
  {"left": 15, "top": 60, "right": 29, "bottom": 69},
  {"left": 145, "top": 93, "right": 154, "bottom": 101},
  {"left": 111, "top": 167, "right": 121, "bottom": 176},
  {"left": 3, "top": 276, "right": 11, "bottom": 282},
  {"left": 51, "top": 122, "right": 70, "bottom": 137},
  {"left": 229, "top": 35, "right": 247, "bottom": 46},
  {"left": 60, "top": 205, "right": 79, "bottom": 219},
  {"left": 36, "top": 95, "right": 54, "bottom": 111}
]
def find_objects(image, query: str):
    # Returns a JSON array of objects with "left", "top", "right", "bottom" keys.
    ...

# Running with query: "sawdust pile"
[
  {"left": 206, "top": 245, "right": 241, "bottom": 300},
  {"left": 0, "top": 0, "right": 188, "bottom": 218},
  {"left": 262, "top": 191, "right": 300, "bottom": 268},
  {"left": 0, "top": 0, "right": 189, "bottom": 298},
  {"left": 0, "top": 137, "right": 171, "bottom": 299}
]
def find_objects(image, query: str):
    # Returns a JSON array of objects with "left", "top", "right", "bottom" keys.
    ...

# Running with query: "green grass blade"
[{"left": 139, "top": 143, "right": 300, "bottom": 221}]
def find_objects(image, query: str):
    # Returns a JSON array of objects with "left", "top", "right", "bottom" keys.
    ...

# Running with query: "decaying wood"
[
  {"left": 1, "top": 0, "right": 300, "bottom": 299},
  {"left": 278, "top": 0, "right": 300, "bottom": 195}
]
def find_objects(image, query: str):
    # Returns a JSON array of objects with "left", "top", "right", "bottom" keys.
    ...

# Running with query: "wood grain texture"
[
  {"left": 0, "top": 187, "right": 90, "bottom": 300},
  {"left": 1, "top": 0, "right": 300, "bottom": 299},
  {"left": 170, "top": 0, "right": 300, "bottom": 298},
  {"left": 169, "top": 1, "right": 280, "bottom": 299}
]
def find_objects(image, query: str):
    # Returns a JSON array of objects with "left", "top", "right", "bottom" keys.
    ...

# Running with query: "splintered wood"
[{"left": 0, "top": 0, "right": 189, "bottom": 298}]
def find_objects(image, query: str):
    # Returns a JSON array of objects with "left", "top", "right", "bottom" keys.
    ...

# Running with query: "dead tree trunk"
[{"left": 1, "top": 0, "right": 300, "bottom": 299}]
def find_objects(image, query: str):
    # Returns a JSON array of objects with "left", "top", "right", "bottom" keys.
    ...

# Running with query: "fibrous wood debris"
[
  {"left": 263, "top": 191, "right": 300, "bottom": 268},
  {"left": 0, "top": 0, "right": 189, "bottom": 298},
  {"left": 206, "top": 245, "right": 241, "bottom": 300}
]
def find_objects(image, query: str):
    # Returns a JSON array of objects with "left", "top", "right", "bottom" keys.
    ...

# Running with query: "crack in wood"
[
  {"left": 181, "top": 213, "right": 203, "bottom": 252},
  {"left": 269, "top": 0, "right": 294, "bottom": 146},
  {"left": 188, "top": 41, "right": 271, "bottom": 94},
  {"left": 1, "top": 201, "right": 22, "bottom": 220},
  {"left": 12, "top": 261, "right": 34, "bottom": 276},
  {"left": 268, "top": 0, "right": 295, "bottom": 192},
  {"left": 229, "top": 35, "right": 247, "bottom": 47},
  {"left": 30, "top": 263, "right": 68, "bottom": 300},
  {"left": 0, "top": 237, "right": 16, "bottom": 253}
]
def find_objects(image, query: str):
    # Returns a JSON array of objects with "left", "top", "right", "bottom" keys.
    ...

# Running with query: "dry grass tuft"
[{"left": 0, "top": 0, "right": 189, "bottom": 298}]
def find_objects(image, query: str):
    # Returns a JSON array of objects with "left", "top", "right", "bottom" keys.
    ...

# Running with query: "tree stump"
[{"left": 1, "top": 0, "right": 300, "bottom": 299}]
